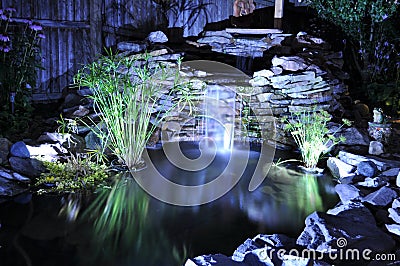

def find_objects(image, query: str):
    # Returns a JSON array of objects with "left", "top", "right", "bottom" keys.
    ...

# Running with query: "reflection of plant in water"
[
  {"left": 80, "top": 173, "right": 189, "bottom": 265},
  {"left": 83, "top": 174, "right": 149, "bottom": 247},
  {"left": 59, "top": 193, "right": 83, "bottom": 222},
  {"left": 262, "top": 166, "right": 324, "bottom": 219},
  {"left": 292, "top": 173, "right": 324, "bottom": 218}
]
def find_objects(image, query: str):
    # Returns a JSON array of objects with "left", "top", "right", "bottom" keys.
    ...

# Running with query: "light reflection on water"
[
  {"left": 74, "top": 145, "right": 336, "bottom": 265},
  {"left": 0, "top": 146, "right": 338, "bottom": 266}
]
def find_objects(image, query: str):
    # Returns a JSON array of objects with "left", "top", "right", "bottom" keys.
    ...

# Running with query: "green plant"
[
  {"left": 0, "top": 108, "right": 32, "bottom": 139},
  {"left": 0, "top": 7, "right": 45, "bottom": 113},
  {"left": 56, "top": 114, "right": 78, "bottom": 134},
  {"left": 153, "top": 0, "right": 212, "bottom": 28},
  {"left": 74, "top": 50, "right": 194, "bottom": 170},
  {"left": 305, "top": 0, "right": 399, "bottom": 84},
  {"left": 35, "top": 153, "right": 109, "bottom": 194},
  {"left": 282, "top": 109, "right": 351, "bottom": 169}
]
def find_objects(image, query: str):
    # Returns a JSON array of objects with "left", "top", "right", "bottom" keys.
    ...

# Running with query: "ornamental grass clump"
[
  {"left": 282, "top": 109, "right": 351, "bottom": 170},
  {"left": 74, "top": 50, "right": 193, "bottom": 170}
]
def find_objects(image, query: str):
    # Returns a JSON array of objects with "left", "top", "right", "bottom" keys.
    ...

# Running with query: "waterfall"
[{"left": 203, "top": 84, "right": 237, "bottom": 151}]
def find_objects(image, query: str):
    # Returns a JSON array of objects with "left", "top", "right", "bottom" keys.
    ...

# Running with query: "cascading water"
[{"left": 203, "top": 84, "right": 237, "bottom": 151}]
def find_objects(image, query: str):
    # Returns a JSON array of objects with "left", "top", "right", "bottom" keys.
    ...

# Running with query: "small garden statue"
[
  {"left": 373, "top": 108, "right": 384, "bottom": 124},
  {"left": 231, "top": 0, "right": 255, "bottom": 27},
  {"left": 368, "top": 108, "right": 392, "bottom": 145},
  {"left": 233, "top": 0, "right": 255, "bottom": 17}
]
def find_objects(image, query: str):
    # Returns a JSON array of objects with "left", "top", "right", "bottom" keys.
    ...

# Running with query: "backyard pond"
[{"left": 0, "top": 141, "right": 338, "bottom": 266}]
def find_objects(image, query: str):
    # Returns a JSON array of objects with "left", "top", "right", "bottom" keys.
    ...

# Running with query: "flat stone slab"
[
  {"left": 339, "top": 151, "right": 400, "bottom": 171},
  {"left": 225, "top": 28, "right": 283, "bottom": 35},
  {"left": 361, "top": 186, "right": 397, "bottom": 206}
]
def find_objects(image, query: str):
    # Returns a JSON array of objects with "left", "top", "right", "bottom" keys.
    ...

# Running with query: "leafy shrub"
[{"left": 307, "top": 0, "right": 400, "bottom": 83}]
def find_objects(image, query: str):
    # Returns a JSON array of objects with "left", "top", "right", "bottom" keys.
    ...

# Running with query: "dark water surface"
[{"left": 0, "top": 142, "right": 338, "bottom": 266}]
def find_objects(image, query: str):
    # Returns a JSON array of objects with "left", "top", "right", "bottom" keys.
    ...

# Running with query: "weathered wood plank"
[
  {"left": 75, "top": 0, "right": 81, "bottom": 21},
  {"left": 59, "top": 0, "right": 67, "bottom": 20},
  {"left": 90, "top": 0, "right": 102, "bottom": 57},
  {"left": 59, "top": 28, "right": 67, "bottom": 92},
  {"left": 32, "top": 93, "right": 62, "bottom": 102}
]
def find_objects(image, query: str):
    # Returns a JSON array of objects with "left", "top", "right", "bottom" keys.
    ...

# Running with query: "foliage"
[
  {"left": 366, "top": 61, "right": 400, "bottom": 116},
  {"left": 0, "top": 7, "right": 45, "bottom": 113},
  {"left": 0, "top": 107, "right": 32, "bottom": 139},
  {"left": 56, "top": 114, "right": 78, "bottom": 134},
  {"left": 282, "top": 109, "right": 351, "bottom": 169},
  {"left": 35, "top": 153, "right": 109, "bottom": 194},
  {"left": 74, "top": 50, "right": 194, "bottom": 170},
  {"left": 153, "top": 0, "right": 212, "bottom": 28},
  {"left": 305, "top": 1, "right": 399, "bottom": 85},
  {"left": 241, "top": 103, "right": 261, "bottom": 139}
]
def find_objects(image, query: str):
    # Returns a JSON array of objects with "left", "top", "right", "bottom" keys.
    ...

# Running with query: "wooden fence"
[{"left": 0, "top": 0, "right": 276, "bottom": 102}]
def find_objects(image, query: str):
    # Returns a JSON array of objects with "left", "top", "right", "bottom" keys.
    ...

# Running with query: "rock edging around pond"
[{"left": 186, "top": 152, "right": 400, "bottom": 265}]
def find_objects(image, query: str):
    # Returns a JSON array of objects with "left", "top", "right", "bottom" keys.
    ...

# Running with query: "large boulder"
[
  {"left": 327, "top": 157, "right": 354, "bottom": 179},
  {"left": 338, "top": 151, "right": 400, "bottom": 172},
  {"left": 0, "top": 167, "right": 30, "bottom": 183},
  {"left": 147, "top": 31, "right": 168, "bottom": 43},
  {"left": 62, "top": 92, "right": 83, "bottom": 109},
  {"left": 10, "top": 141, "right": 30, "bottom": 158},
  {"left": 339, "top": 127, "right": 370, "bottom": 146},
  {"left": 297, "top": 208, "right": 395, "bottom": 257},
  {"left": 9, "top": 157, "right": 45, "bottom": 178},
  {"left": 335, "top": 184, "right": 361, "bottom": 204},
  {"left": 357, "top": 160, "right": 378, "bottom": 178},
  {"left": 117, "top": 41, "right": 147, "bottom": 53}
]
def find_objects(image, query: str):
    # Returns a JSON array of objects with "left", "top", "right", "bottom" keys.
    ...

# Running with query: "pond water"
[{"left": 0, "top": 142, "right": 338, "bottom": 266}]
